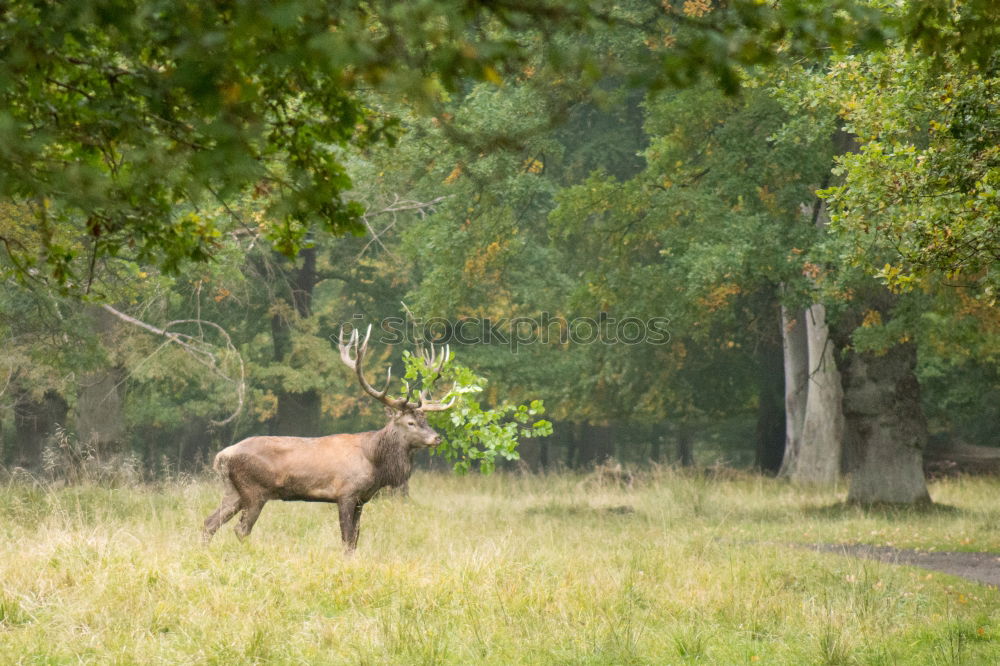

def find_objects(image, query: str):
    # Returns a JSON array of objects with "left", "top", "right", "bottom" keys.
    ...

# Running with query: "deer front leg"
[
  {"left": 338, "top": 498, "right": 363, "bottom": 551},
  {"left": 351, "top": 502, "right": 364, "bottom": 549}
]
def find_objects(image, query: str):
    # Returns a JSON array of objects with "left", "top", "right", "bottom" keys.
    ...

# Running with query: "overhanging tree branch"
[{"left": 100, "top": 304, "right": 246, "bottom": 427}]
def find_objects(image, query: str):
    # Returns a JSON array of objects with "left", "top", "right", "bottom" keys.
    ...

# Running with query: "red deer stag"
[{"left": 202, "top": 325, "right": 455, "bottom": 550}]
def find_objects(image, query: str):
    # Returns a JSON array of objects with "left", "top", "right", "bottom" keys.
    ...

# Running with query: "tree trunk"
[
  {"left": 781, "top": 302, "right": 844, "bottom": 484},
  {"left": 75, "top": 306, "right": 126, "bottom": 453},
  {"left": 781, "top": 133, "right": 854, "bottom": 483},
  {"left": 575, "top": 423, "right": 610, "bottom": 468},
  {"left": 269, "top": 248, "right": 322, "bottom": 437},
  {"left": 842, "top": 339, "right": 930, "bottom": 505},
  {"left": 177, "top": 417, "right": 213, "bottom": 471},
  {"left": 779, "top": 305, "right": 808, "bottom": 476},
  {"left": 271, "top": 389, "right": 322, "bottom": 436},
  {"left": 676, "top": 423, "right": 694, "bottom": 467},
  {"left": 565, "top": 422, "right": 581, "bottom": 468},
  {"left": 12, "top": 389, "right": 68, "bottom": 469},
  {"left": 650, "top": 427, "right": 663, "bottom": 463},
  {"left": 755, "top": 328, "right": 786, "bottom": 474},
  {"left": 790, "top": 303, "right": 844, "bottom": 484}
]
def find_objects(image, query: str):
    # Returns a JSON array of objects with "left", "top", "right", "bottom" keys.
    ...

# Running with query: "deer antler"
[
  {"left": 338, "top": 325, "right": 411, "bottom": 410},
  {"left": 338, "top": 325, "right": 456, "bottom": 412},
  {"left": 413, "top": 342, "right": 456, "bottom": 412}
]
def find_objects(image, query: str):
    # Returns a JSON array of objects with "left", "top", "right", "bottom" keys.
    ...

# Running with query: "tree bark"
[
  {"left": 779, "top": 305, "right": 808, "bottom": 476},
  {"left": 791, "top": 303, "right": 844, "bottom": 484},
  {"left": 781, "top": 302, "right": 844, "bottom": 484},
  {"left": 780, "top": 131, "right": 855, "bottom": 483},
  {"left": 842, "top": 339, "right": 930, "bottom": 505},
  {"left": 565, "top": 422, "right": 581, "bottom": 468}
]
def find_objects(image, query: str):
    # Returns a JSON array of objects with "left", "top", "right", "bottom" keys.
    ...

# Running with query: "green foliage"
[
  {"left": 4, "top": 0, "right": 1000, "bottom": 475},
  {"left": 0, "top": 1, "right": 386, "bottom": 284},
  {"left": 811, "top": 47, "right": 1000, "bottom": 294},
  {"left": 0, "top": 0, "right": 619, "bottom": 288},
  {"left": 3, "top": 0, "right": 970, "bottom": 291},
  {"left": 402, "top": 349, "right": 551, "bottom": 474}
]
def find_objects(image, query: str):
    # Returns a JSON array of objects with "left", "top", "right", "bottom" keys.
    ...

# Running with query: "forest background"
[{"left": 2, "top": 0, "right": 1000, "bottom": 507}]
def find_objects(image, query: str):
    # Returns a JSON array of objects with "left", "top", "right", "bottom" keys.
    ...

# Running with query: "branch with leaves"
[{"left": 402, "top": 349, "right": 552, "bottom": 474}]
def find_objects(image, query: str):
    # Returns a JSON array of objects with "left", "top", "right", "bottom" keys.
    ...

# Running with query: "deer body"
[
  {"left": 202, "top": 326, "right": 453, "bottom": 551},
  {"left": 219, "top": 431, "right": 411, "bottom": 502}
]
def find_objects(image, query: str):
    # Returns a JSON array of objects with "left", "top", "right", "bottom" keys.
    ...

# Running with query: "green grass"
[{"left": 1, "top": 470, "right": 999, "bottom": 664}]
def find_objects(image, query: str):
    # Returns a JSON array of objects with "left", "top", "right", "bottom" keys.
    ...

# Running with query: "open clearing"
[{"left": 2, "top": 471, "right": 999, "bottom": 664}]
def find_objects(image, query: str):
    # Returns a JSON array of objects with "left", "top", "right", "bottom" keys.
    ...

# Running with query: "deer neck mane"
[{"left": 369, "top": 423, "right": 413, "bottom": 489}]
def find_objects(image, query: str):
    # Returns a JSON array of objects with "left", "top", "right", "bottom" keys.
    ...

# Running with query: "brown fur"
[{"left": 202, "top": 409, "right": 440, "bottom": 550}]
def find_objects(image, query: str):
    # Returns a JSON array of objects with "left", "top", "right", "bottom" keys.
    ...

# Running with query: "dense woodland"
[{"left": 2, "top": 0, "right": 999, "bottom": 506}]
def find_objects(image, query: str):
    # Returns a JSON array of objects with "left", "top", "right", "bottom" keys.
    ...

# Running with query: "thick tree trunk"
[
  {"left": 842, "top": 340, "right": 930, "bottom": 505},
  {"left": 792, "top": 304, "right": 844, "bottom": 484},
  {"left": 781, "top": 133, "right": 853, "bottom": 483},
  {"left": 781, "top": 302, "right": 844, "bottom": 483},
  {"left": 779, "top": 305, "right": 808, "bottom": 476}
]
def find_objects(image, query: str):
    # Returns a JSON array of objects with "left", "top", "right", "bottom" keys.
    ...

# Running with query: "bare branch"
[
  {"left": 356, "top": 194, "right": 450, "bottom": 261},
  {"left": 101, "top": 304, "right": 246, "bottom": 426}
]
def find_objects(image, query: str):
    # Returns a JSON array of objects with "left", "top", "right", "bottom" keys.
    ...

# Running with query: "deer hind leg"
[
  {"left": 202, "top": 491, "right": 241, "bottom": 544},
  {"left": 339, "top": 498, "right": 363, "bottom": 552},
  {"left": 234, "top": 493, "right": 267, "bottom": 540}
]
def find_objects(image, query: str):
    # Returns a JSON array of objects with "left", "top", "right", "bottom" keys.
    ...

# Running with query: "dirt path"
[{"left": 806, "top": 543, "right": 1000, "bottom": 587}]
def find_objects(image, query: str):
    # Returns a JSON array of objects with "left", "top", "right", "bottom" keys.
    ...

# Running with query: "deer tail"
[{"left": 213, "top": 448, "right": 237, "bottom": 495}]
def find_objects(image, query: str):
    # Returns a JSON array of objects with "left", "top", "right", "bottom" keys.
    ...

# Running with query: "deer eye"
[{"left": 407, "top": 421, "right": 416, "bottom": 427}]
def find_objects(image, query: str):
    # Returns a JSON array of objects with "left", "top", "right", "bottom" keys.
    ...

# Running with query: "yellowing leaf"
[
  {"left": 682, "top": 0, "right": 712, "bottom": 18},
  {"left": 444, "top": 165, "right": 463, "bottom": 184},
  {"left": 861, "top": 309, "right": 883, "bottom": 328},
  {"left": 482, "top": 66, "right": 503, "bottom": 86}
]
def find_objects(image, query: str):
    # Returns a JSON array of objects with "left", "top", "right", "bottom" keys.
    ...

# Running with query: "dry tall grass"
[{"left": 1, "top": 469, "right": 998, "bottom": 664}]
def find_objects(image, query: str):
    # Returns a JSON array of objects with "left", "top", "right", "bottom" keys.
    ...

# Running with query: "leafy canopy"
[{"left": 4, "top": 0, "right": 960, "bottom": 291}]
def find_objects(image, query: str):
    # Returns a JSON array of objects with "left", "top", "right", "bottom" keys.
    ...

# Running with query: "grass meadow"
[{"left": 1, "top": 469, "right": 999, "bottom": 664}]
